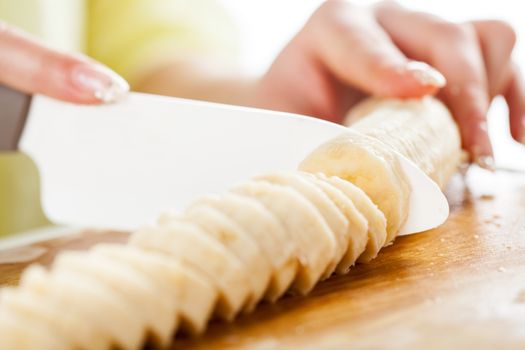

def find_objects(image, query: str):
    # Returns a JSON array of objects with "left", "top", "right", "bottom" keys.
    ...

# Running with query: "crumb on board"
[{"left": 479, "top": 194, "right": 495, "bottom": 201}]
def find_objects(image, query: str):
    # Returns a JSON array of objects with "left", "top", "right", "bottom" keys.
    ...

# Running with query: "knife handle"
[{"left": 0, "top": 85, "right": 32, "bottom": 151}]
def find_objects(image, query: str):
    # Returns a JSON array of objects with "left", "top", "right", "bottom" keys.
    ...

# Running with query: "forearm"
[{"left": 132, "top": 58, "right": 257, "bottom": 107}]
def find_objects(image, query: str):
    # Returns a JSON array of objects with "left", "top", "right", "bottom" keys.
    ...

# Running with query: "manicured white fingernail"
[
  {"left": 72, "top": 63, "right": 129, "bottom": 103},
  {"left": 406, "top": 61, "right": 446, "bottom": 88},
  {"left": 475, "top": 155, "right": 495, "bottom": 171}
]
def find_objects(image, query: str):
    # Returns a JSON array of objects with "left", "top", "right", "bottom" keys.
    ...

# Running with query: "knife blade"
[{"left": 0, "top": 86, "right": 448, "bottom": 235}]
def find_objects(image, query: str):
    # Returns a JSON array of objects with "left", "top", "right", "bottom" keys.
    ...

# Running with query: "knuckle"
[
  {"left": 490, "top": 20, "right": 517, "bottom": 47},
  {"left": 434, "top": 22, "right": 475, "bottom": 43},
  {"left": 307, "top": 1, "right": 335, "bottom": 35},
  {"left": 374, "top": 0, "right": 402, "bottom": 12},
  {"left": 313, "top": 0, "right": 344, "bottom": 20}
]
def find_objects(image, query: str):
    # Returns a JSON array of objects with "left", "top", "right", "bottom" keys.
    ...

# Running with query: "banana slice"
[
  {"left": 195, "top": 193, "right": 297, "bottom": 302},
  {"left": 0, "top": 287, "right": 79, "bottom": 349},
  {"left": 256, "top": 171, "right": 346, "bottom": 278},
  {"left": 0, "top": 310, "right": 27, "bottom": 350},
  {"left": 53, "top": 251, "right": 174, "bottom": 346},
  {"left": 233, "top": 180, "right": 336, "bottom": 294},
  {"left": 18, "top": 266, "right": 112, "bottom": 350},
  {"left": 321, "top": 175, "right": 388, "bottom": 262},
  {"left": 299, "top": 129, "right": 406, "bottom": 242},
  {"left": 130, "top": 221, "right": 251, "bottom": 320},
  {"left": 92, "top": 244, "right": 216, "bottom": 335},
  {"left": 54, "top": 251, "right": 173, "bottom": 346},
  {"left": 93, "top": 245, "right": 178, "bottom": 320},
  {"left": 304, "top": 174, "right": 369, "bottom": 273},
  {"left": 21, "top": 265, "right": 140, "bottom": 350},
  {"left": 0, "top": 312, "right": 20, "bottom": 349},
  {"left": 0, "top": 306, "right": 68, "bottom": 350},
  {"left": 183, "top": 204, "right": 272, "bottom": 312},
  {"left": 348, "top": 97, "right": 462, "bottom": 188}
]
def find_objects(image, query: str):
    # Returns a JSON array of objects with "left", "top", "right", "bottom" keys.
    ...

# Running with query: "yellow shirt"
[{"left": 0, "top": 0, "right": 237, "bottom": 236}]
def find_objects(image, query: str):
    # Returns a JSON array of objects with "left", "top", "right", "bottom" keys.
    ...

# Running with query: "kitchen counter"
[{"left": 1, "top": 167, "right": 524, "bottom": 349}]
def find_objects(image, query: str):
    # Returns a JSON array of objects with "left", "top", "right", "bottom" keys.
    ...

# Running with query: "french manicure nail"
[
  {"left": 406, "top": 61, "right": 446, "bottom": 88},
  {"left": 72, "top": 63, "right": 129, "bottom": 103},
  {"left": 475, "top": 155, "right": 495, "bottom": 172}
]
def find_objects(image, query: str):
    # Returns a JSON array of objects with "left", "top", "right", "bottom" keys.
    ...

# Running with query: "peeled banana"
[
  {"left": 0, "top": 97, "right": 461, "bottom": 349},
  {"left": 348, "top": 97, "right": 463, "bottom": 188},
  {"left": 300, "top": 96, "right": 462, "bottom": 241}
]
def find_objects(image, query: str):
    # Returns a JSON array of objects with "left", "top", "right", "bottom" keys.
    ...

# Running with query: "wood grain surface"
[{"left": 0, "top": 168, "right": 524, "bottom": 349}]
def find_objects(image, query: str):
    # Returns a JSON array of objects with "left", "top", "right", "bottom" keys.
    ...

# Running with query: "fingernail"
[
  {"left": 71, "top": 63, "right": 129, "bottom": 103},
  {"left": 406, "top": 61, "right": 446, "bottom": 88},
  {"left": 475, "top": 155, "right": 495, "bottom": 171}
]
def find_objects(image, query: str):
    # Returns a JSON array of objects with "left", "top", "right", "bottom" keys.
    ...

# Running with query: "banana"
[
  {"left": 0, "top": 287, "right": 79, "bottom": 349},
  {"left": 53, "top": 251, "right": 168, "bottom": 348},
  {"left": 195, "top": 193, "right": 297, "bottom": 302},
  {"left": 91, "top": 244, "right": 216, "bottom": 335},
  {"left": 0, "top": 306, "right": 68, "bottom": 350},
  {"left": 23, "top": 265, "right": 137, "bottom": 350},
  {"left": 0, "top": 310, "right": 27, "bottom": 350},
  {"left": 183, "top": 204, "right": 273, "bottom": 312},
  {"left": 347, "top": 97, "right": 462, "bottom": 188},
  {"left": 256, "top": 171, "right": 349, "bottom": 278},
  {"left": 300, "top": 97, "right": 461, "bottom": 242},
  {"left": 233, "top": 180, "right": 337, "bottom": 294},
  {"left": 321, "top": 175, "right": 388, "bottom": 262},
  {"left": 304, "top": 174, "right": 369, "bottom": 272},
  {"left": 299, "top": 129, "right": 410, "bottom": 242},
  {"left": 88, "top": 248, "right": 179, "bottom": 347},
  {"left": 130, "top": 221, "right": 251, "bottom": 321},
  {"left": 18, "top": 266, "right": 111, "bottom": 350}
]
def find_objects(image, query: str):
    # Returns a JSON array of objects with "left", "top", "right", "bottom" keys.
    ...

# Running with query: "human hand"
[
  {"left": 0, "top": 22, "right": 128, "bottom": 104},
  {"left": 253, "top": 0, "right": 524, "bottom": 165}
]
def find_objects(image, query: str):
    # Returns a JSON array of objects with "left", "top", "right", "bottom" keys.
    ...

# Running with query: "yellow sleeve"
[{"left": 86, "top": 0, "right": 239, "bottom": 85}]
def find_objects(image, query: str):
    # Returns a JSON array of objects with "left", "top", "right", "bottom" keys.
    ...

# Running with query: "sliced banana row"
[
  {"left": 0, "top": 97, "right": 461, "bottom": 349},
  {"left": 300, "top": 129, "right": 410, "bottom": 242},
  {"left": 0, "top": 171, "right": 387, "bottom": 350}
]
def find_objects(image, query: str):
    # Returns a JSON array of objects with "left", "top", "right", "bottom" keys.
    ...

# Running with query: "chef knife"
[{"left": 0, "top": 85, "right": 448, "bottom": 235}]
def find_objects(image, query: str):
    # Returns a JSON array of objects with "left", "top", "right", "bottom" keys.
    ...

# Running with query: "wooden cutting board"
[{"left": 1, "top": 168, "right": 524, "bottom": 349}]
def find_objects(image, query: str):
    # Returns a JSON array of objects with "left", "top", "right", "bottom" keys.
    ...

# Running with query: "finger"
[
  {"left": 0, "top": 22, "right": 128, "bottom": 103},
  {"left": 306, "top": 1, "right": 445, "bottom": 99},
  {"left": 375, "top": 2, "right": 493, "bottom": 164},
  {"left": 472, "top": 20, "right": 516, "bottom": 98},
  {"left": 504, "top": 64, "right": 525, "bottom": 144}
]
